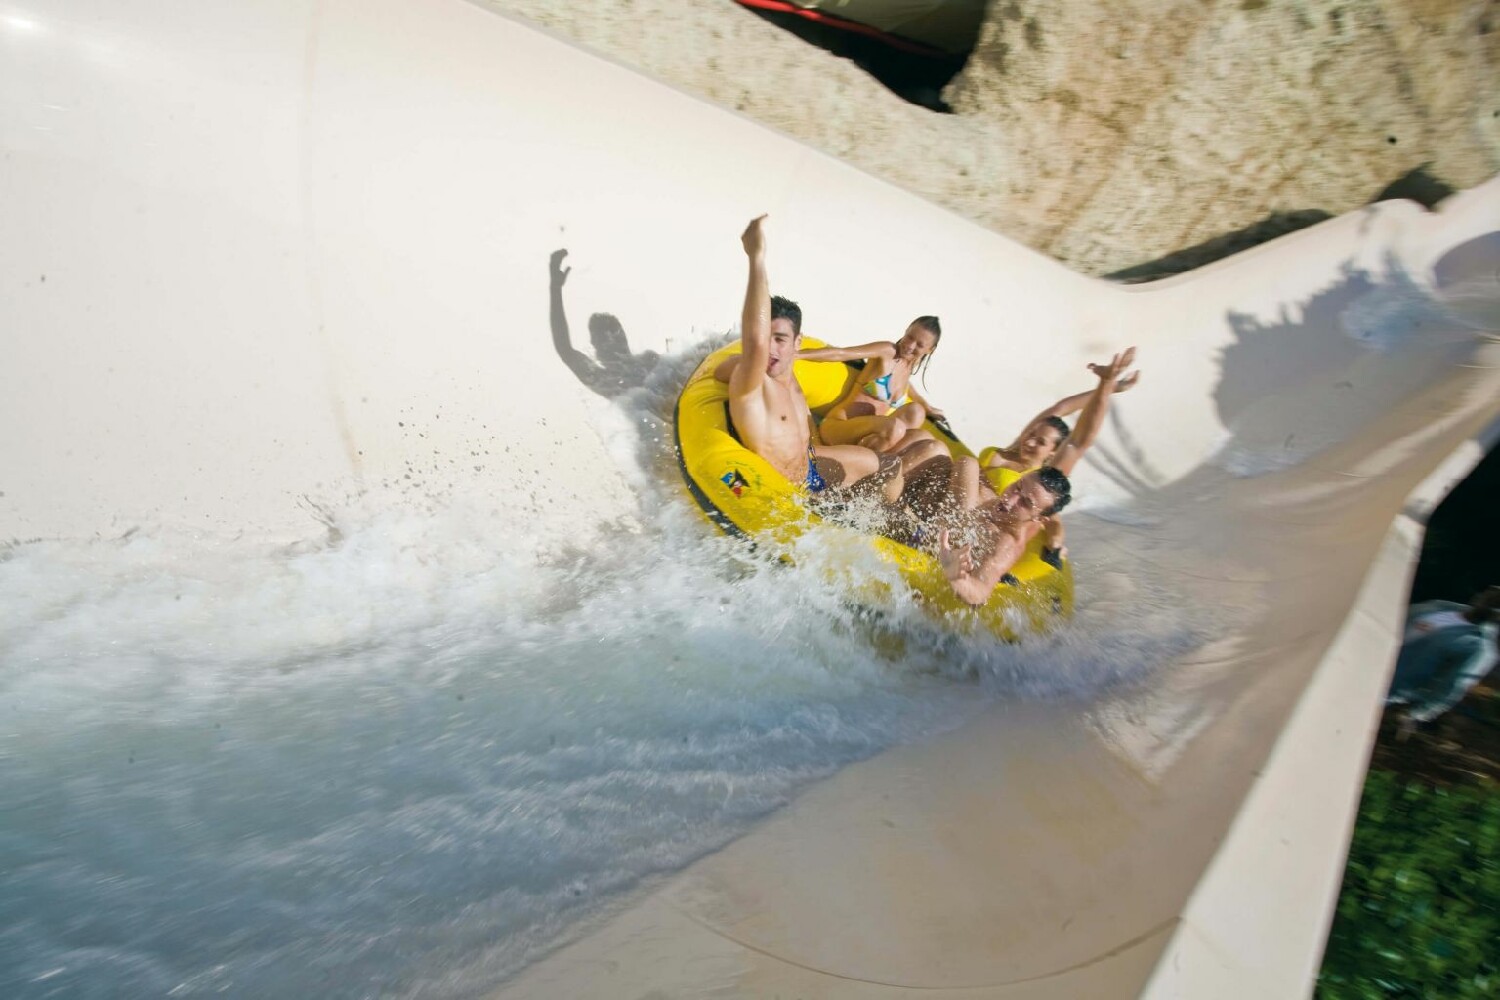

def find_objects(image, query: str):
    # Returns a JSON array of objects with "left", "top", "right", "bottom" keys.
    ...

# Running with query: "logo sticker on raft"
[{"left": 720, "top": 469, "right": 749, "bottom": 497}]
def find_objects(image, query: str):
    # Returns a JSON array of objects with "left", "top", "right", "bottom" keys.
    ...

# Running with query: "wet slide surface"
[{"left": 2, "top": 1, "right": 1498, "bottom": 997}]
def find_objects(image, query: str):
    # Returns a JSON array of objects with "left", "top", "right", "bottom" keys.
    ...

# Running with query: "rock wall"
[
  {"left": 950, "top": 0, "right": 1500, "bottom": 273},
  {"left": 485, "top": 0, "right": 1499, "bottom": 276}
]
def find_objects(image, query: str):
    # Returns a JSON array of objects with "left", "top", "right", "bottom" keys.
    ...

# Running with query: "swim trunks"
[{"left": 805, "top": 445, "right": 828, "bottom": 494}]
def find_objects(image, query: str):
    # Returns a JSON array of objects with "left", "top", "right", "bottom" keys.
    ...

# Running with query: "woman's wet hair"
[
  {"left": 770, "top": 295, "right": 802, "bottom": 334},
  {"left": 1035, "top": 465, "right": 1072, "bottom": 516},
  {"left": 910, "top": 315, "right": 942, "bottom": 380},
  {"left": 912, "top": 315, "right": 941, "bottom": 337},
  {"left": 1041, "top": 415, "right": 1071, "bottom": 441}
]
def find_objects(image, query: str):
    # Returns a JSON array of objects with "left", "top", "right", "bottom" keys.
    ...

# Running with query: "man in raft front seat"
[{"left": 716, "top": 215, "right": 895, "bottom": 498}]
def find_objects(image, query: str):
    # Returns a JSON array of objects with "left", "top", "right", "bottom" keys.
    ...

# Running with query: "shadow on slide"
[{"left": 548, "top": 248, "right": 661, "bottom": 399}]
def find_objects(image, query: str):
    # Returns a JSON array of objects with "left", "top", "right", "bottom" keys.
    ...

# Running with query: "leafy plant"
[{"left": 1317, "top": 770, "right": 1500, "bottom": 998}]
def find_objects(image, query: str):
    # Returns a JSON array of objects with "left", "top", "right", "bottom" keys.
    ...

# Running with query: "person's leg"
[
  {"left": 829, "top": 401, "right": 930, "bottom": 453},
  {"left": 881, "top": 439, "right": 946, "bottom": 523},
  {"left": 857, "top": 418, "right": 941, "bottom": 453},
  {"left": 895, "top": 437, "right": 948, "bottom": 477},
  {"left": 820, "top": 413, "right": 899, "bottom": 447},
  {"left": 812, "top": 443, "right": 880, "bottom": 486},
  {"left": 873, "top": 452, "right": 905, "bottom": 504},
  {"left": 854, "top": 401, "right": 936, "bottom": 452},
  {"left": 894, "top": 403, "right": 927, "bottom": 433},
  {"left": 859, "top": 426, "right": 935, "bottom": 451},
  {"left": 813, "top": 445, "right": 905, "bottom": 513},
  {"left": 950, "top": 454, "right": 983, "bottom": 511},
  {"left": 899, "top": 454, "right": 954, "bottom": 523},
  {"left": 854, "top": 419, "right": 902, "bottom": 452}
]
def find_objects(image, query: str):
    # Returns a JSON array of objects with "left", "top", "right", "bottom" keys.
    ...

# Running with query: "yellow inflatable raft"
[{"left": 672, "top": 340, "right": 1073, "bottom": 640}]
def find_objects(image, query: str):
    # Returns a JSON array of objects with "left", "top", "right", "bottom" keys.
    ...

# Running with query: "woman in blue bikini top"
[{"left": 795, "top": 317, "right": 944, "bottom": 455}]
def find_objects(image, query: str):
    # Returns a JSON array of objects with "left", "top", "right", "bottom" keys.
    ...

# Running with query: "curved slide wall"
[{"left": 3, "top": 1, "right": 1498, "bottom": 996}]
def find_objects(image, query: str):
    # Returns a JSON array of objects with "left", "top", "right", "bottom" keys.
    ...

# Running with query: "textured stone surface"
[
  {"left": 485, "top": 0, "right": 1499, "bottom": 276},
  {"left": 949, "top": 0, "right": 1500, "bottom": 272}
]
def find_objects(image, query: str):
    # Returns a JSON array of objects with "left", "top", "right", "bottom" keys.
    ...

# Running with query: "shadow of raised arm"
[
  {"left": 547, "top": 248, "right": 658, "bottom": 399},
  {"left": 549, "top": 248, "right": 609, "bottom": 396}
]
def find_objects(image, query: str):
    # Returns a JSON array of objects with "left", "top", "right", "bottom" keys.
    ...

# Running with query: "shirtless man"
[
  {"left": 718, "top": 215, "right": 896, "bottom": 497},
  {"left": 926, "top": 348, "right": 1138, "bottom": 606}
]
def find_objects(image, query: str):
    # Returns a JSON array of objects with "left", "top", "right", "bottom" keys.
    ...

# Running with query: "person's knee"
[
  {"left": 852, "top": 447, "right": 881, "bottom": 481},
  {"left": 880, "top": 464, "right": 905, "bottom": 504},
  {"left": 951, "top": 456, "right": 980, "bottom": 502},
  {"left": 860, "top": 423, "right": 903, "bottom": 452},
  {"left": 901, "top": 439, "right": 945, "bottom": 470},
  {"left": 903, "top": 427, "right": 935, "bottom": 445},
  {"left": 824, "top": 445, "right": 879, "bottom": 484},
  {"left": 899, "top": 404, "right": 927, "bottom": 428}
]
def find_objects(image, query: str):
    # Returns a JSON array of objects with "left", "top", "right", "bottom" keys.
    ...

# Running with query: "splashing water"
[{"left": 0, "top": 340, "right": 1203, "bottom": 999}]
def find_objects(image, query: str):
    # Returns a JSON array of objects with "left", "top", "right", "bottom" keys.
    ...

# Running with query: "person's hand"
[
  {"left": 1087, "top": 346, "right": 1136, "bottom": 385},
  {"left": 741, "top": 214, "right": 768, "bottom": 260},
  {"left": 937, "top": 529, "right": 974, "bottom": 579},
  {"left": 1041, "top": 516, "right": 1068, "bottom": 559},
  {"left": 550, "top": 248, "right": 571, "bottom": 288}
]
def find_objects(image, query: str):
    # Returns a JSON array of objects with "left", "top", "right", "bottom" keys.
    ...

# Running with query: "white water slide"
[{"left": 3, "top": 2, "right": 1498, "bottom": 997}]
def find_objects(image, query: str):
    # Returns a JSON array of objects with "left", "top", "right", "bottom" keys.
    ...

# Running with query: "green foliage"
[{"left": 1317, "top": 771, "right": 1500, "bottom": 998}]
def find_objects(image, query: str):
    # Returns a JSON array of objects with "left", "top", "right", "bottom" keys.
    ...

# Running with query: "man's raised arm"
[
  {"left": 729, "top": 215, "right": 771, "bottom": 402},
  {"left": 1050, "top": 347, "right": 1136, "bottom": 477}
]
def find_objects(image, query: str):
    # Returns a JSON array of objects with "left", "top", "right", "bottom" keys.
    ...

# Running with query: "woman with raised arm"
[
  {"left": 933, "top": 348, "right": 1139, "bottom": 607},
  {"left": 796, "top": 317, "right": 944, "bottom": 455},
  {"left": 978, "top": 365, "right": 1141, "bottom": 490}
]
